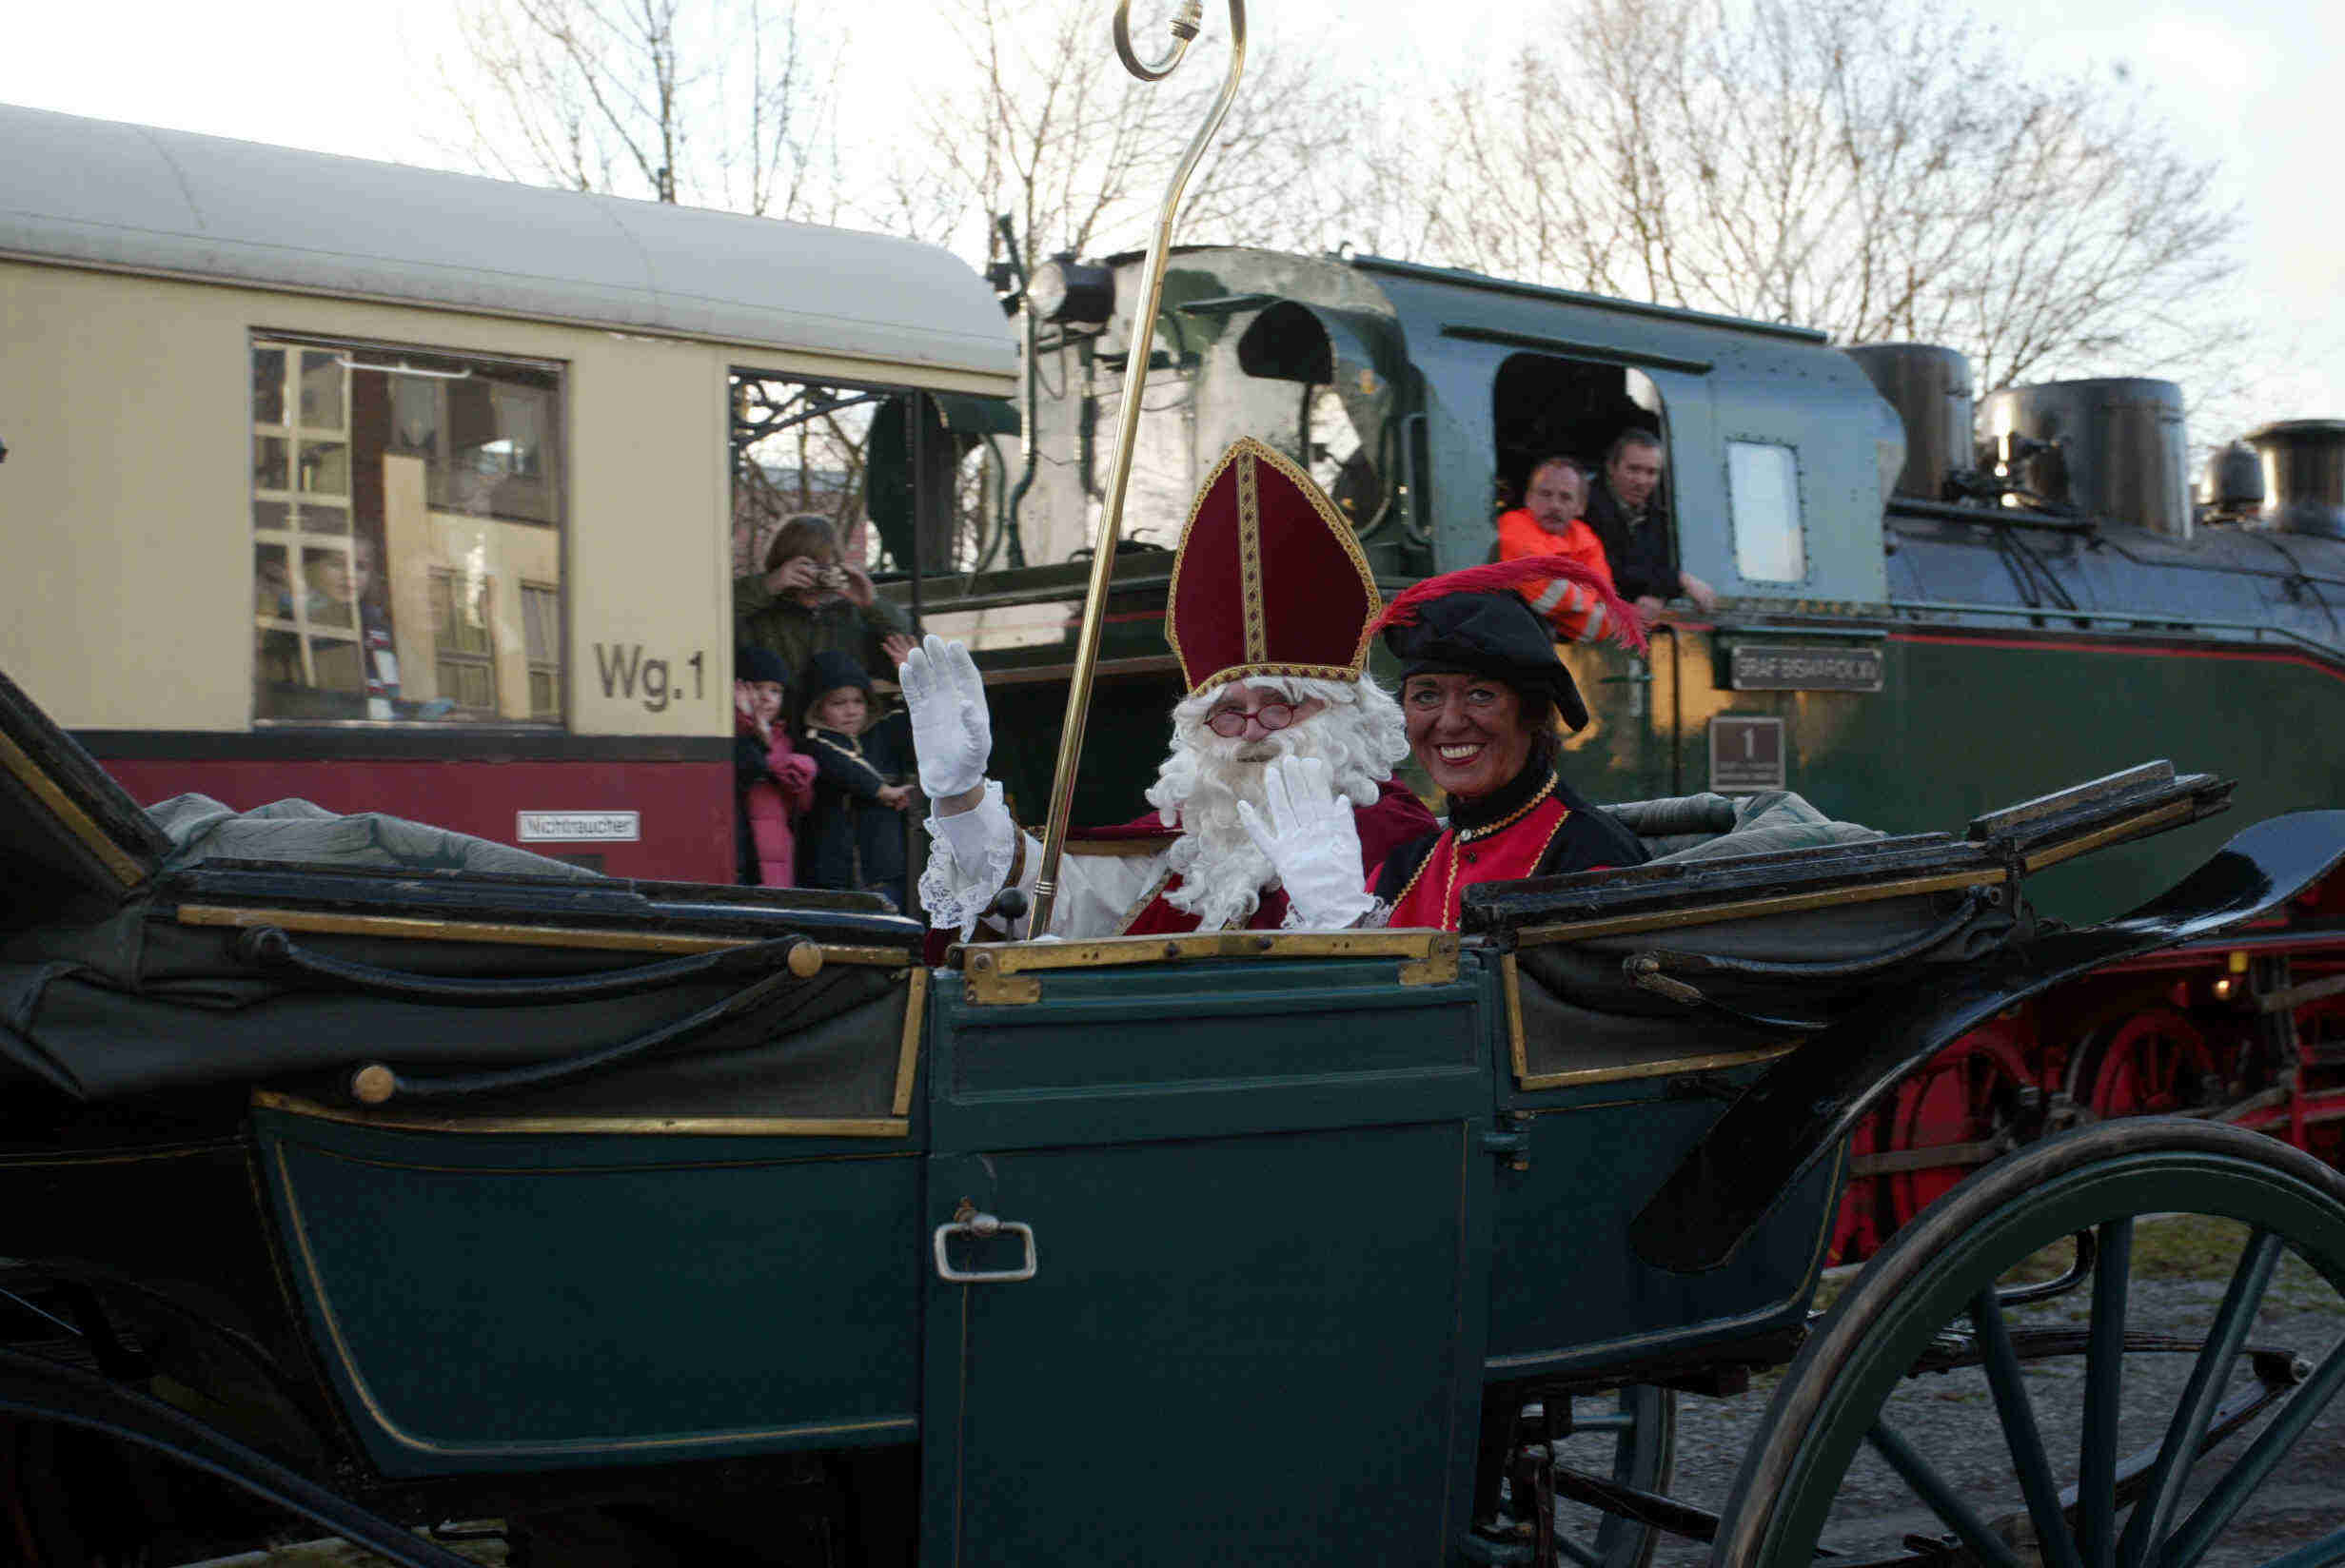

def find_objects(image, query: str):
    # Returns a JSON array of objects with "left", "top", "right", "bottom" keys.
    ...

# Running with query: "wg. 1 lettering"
[{"left": 593, "top": 644, "right": 706, "bottom": 713}]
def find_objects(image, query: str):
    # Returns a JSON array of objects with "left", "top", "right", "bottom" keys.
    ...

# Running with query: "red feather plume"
[{"left": 1368, "top": 556, "right": 1648, "bottom": 656}]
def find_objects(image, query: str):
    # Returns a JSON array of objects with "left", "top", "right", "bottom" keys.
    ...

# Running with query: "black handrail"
[{"left": 235, "top": 924, "right": 818, "bottom": 1006}]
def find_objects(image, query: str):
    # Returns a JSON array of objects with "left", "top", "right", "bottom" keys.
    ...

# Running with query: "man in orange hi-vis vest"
[{"left": 1493, "top": 456, "right": 1624, "bottom": 645}]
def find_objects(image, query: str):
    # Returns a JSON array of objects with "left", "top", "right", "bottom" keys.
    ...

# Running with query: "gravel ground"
[{"left": 1598, "top": 1230, "right": 2345, "bottom": 1568}]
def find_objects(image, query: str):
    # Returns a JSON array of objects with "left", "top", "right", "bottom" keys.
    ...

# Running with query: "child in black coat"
[{"left": 797, "top": 649, "right": 917, "bottom": 913}]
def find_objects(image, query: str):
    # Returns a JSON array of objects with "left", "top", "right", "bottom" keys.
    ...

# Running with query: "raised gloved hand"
[
  {"left": 1235, "top": 755, "right": 1376, "bottom": 929},
  {"left": 899, "top": 634, "right": 993, "bottom": 802}
]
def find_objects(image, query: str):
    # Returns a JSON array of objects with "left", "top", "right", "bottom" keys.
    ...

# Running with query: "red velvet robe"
[
  {"left": 1387, "top": 793, "right": 1577, "bottom": 931},
  {"left": 1373, "top": 765, "right": 1650, "bottom": 931}
]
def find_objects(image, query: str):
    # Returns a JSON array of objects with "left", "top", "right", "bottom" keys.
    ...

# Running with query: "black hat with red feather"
[{"left": 1367, "top": 558, "right": 1645, "bottom": 732}]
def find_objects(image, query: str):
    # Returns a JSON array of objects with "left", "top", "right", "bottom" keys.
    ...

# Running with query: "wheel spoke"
[
  {"left": 2160, "top": 1338, "right": 2345, "bottom": 1568},
  {"left": 2079, "top": 1218, "right": 2135, "bottom": 1568},
  {"left": 2249, "top": 1523, "right": 2345, "bottom": 1568},
  {"left": 1865, "top": 1421, "right": 2028, "bottom": 1568},
  {"left": 1971, "top": 1289, "right": 2088, "bottom": 1568},
  {"left": 2118, "top": 1229, "right": 2286, "bottom": 1568},
  {"left": 1555, "top": 1533, "right": 1603, "bottom": 1568}
]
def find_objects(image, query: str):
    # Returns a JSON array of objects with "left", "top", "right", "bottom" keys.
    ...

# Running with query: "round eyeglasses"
[{"left": 1205, "top": 701, "right": 1297, "bottom": 738}]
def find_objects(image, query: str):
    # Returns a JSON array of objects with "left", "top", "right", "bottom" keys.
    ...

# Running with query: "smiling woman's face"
[{"left": 1402, "top": 674, "right": 1533, "bottom": 800}]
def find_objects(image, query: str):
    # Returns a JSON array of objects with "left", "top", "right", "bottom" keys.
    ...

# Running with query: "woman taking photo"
[
  {"left": 735, "top": 514, "right": 916, "bottom": 686},
  {"left": 1237, "top": 556, "right": 1649, "bottom": 931}
]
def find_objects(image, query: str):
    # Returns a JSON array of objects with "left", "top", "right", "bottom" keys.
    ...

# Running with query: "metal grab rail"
[
  {"left": 342, "top": 962, "right": 829, "bottom": 1107},
  {"left": 235, "top": 925, "right": 822, "bottom": 1005},
  {"left": 1622, "top": 885, "right": 2000, "bottom": 998}
]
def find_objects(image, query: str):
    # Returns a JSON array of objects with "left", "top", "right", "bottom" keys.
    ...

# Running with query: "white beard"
[{"left": 1142, "top": 676, "right": 1409, "bottom": 931}]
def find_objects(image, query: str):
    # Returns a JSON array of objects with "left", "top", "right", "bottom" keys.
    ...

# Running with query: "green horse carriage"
[
  {"left": 11, "top": 7, "right": 2345, "bottom": 1561},
  {"left": 6, "top": 657, "right": 2345, "bottom": 1567}
]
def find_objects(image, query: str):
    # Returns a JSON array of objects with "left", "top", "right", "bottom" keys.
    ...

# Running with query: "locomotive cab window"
[
  {"left": 1725, "top": 439, "right": 1806, "bottom": 583},
  {"left": 1234, "top": 302, "right": 1390, "bottom": 531},
  {"left": 250, "top": 338, "right": 565, "bottom": 725},
  {"left": 1490, "top": 353, "right": 1672, "bottom": 578}
]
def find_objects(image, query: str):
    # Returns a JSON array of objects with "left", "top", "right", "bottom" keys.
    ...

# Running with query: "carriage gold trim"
[
  {"left": 956, "top": 928, "right": 1461, "bottom": 1005},
  {"left": 1499, "top": 951, "right": 1803, "bottom": 1090},
  {"left": 266, "top": 1139, "right": 921, "bottom": 1458},
  {"left": 175, "top": 903, "right": 909, "bottom": 969}
]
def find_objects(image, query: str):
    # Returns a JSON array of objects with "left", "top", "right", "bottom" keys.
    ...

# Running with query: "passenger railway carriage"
[{"left": 0, "top": 102, "right": 1016, "bottom": 882}]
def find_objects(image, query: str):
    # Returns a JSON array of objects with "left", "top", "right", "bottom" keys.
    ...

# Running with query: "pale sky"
[{"left": 6, "top": 0, "right": 2337, "bottom": 433}]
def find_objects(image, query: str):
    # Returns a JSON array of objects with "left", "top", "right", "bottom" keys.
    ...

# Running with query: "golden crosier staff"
[{"left": 1027, "top": 0, "right": 1249, "bottom": 935}]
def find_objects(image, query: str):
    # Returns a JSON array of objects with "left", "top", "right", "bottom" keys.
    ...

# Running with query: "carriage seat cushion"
[
  {"left": 147, "top": 794, "right": 601, "bottom": 880},
  {"left": 1603, "top": 790, "right": 1886, "bottom": 864}
]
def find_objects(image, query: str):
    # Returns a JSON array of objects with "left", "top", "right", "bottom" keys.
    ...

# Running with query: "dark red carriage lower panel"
[{"left": 95, "top": 758, "right": 734, "bottom": 883}]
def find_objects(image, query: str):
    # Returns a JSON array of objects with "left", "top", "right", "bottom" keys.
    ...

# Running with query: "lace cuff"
[
  {"left": 918, "top": 782, "right": 1019, "bottom": 938},
  {"left": 1279, "top": 892, "right": 1387, "bottom": 931}
]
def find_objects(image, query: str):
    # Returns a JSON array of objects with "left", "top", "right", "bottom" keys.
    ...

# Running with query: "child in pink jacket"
[{"left": 733, "top": 645, "right": 817, "bottom": 886}]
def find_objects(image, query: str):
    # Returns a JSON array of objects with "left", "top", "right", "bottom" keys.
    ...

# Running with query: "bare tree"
[
  {"left": 440, "top": 0, "right": 840, "bottom": 220},
  {"left": 1408, "top": 0, "right": 2241, "bottom": 392},
  {"left": 871, "top": 0, "right": 1366, "bottom": 266}
]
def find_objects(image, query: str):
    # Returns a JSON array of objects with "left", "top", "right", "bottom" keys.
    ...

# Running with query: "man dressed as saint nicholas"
[{"left": 902, "top": 437, "right": 1439, "bottom": 939}]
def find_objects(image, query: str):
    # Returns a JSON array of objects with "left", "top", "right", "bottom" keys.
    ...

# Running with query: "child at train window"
[
  {"left": 734, "top": 645, "right": 817, "bottom": 888},
  {"left": 797, "top": 650, "right": 916, "bottom": 914}
]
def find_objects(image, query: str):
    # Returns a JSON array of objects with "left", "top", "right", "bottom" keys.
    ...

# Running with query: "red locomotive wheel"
[
  {"left": 1885, "top": 1028, "right": 2036, "bottom": 1233},
  {"left": 2079, "top": 1007, "right": 2219, "bottom": 1117},
  {"left": 2294, "top": 991, "right": 2345, "bottom": 1067}
]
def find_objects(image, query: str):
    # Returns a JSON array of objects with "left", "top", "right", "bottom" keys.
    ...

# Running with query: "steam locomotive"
[{"left": 913, "top": 244, "right": 2345, "bottom": 1256}]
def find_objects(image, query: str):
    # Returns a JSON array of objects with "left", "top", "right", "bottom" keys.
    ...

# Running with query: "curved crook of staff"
[{"left": 1026, "top": 0, "right": 1249, "bottom": 937}]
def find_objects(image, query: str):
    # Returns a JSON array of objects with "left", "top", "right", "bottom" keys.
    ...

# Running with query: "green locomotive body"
[{"left": 908, "top": 247, "right": 2345, "bottom": 1252}]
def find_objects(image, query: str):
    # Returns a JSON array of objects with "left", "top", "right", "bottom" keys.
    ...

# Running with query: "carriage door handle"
[{"left": 933, "top": 1209, "right": 1039, "bottom": 1284}]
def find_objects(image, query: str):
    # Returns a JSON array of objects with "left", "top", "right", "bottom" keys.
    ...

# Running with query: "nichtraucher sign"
[{"left": 518, "top": 812, "right": 641, "bottom": 843}]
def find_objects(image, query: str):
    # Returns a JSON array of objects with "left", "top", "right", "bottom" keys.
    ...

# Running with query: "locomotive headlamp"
[{"left": 1028, "top": 254, "right": 1114, "bottom": 329}]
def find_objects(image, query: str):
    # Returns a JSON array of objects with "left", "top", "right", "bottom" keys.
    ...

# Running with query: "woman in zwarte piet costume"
[
  {"left": 1235, "top": 557, "right": 1652, "bottom": 931},
  {"left": 901, "top": 437, "right": 1436, "bottom": 940}
]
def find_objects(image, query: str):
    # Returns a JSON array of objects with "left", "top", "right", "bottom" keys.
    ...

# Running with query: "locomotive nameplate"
[{"left": 1728, "top": 644, "right": 1883, "bottom": 693}]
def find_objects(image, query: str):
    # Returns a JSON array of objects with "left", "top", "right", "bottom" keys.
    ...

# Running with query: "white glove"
[
  {"left": 1235, "top": 756, "right": 1377, "bottom": 929},
  {"left": 898, "top": 634, "right": 993, "bottom": 800}
]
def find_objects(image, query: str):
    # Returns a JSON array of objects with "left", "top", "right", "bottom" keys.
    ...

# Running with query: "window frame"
[
  {"left": 1724, "top": 438, "right": 1809, "bottom": 586},
  {"left": 249, "top": 331, "right": 569, "bottom": 730}
]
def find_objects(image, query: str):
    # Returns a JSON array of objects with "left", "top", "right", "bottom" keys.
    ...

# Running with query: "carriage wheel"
[
  {"left": 1545, "top": 1384, "right": 1677, "bottom": 1568},
  {"left": 1713, "top": 1118, "right": 2345, "bottom": 1568},
  {"left": 0, "top": 1420, "right": 157, "bottom": 1567},
  {"left": 2079, "top": 1009, "right": 2222, "bottom": 1117},
  {"left": 1475, "top": 1383, "right": 1677, "bottom": 1568}
]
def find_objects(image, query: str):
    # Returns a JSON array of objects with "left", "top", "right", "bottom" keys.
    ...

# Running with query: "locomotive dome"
[{"left": 0, "top": 102, "right": 1015, "bottom": 380}]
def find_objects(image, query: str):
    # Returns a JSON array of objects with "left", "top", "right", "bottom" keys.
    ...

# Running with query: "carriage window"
[
  {"left": 251, "top": 338, "right": 564, "bottom": 724},
  {"left": 1726, "top": 440, "right": 1806, "bottom": 583}
]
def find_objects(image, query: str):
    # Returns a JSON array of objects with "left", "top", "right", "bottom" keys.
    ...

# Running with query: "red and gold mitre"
[{"left": 1166, "top": 437, "right": 1381, "bottom": 696}]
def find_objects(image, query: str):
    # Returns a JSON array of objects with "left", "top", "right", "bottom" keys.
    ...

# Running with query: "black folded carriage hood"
[{"left": 0, "top": 665, "right": 171, "bottom": 931}]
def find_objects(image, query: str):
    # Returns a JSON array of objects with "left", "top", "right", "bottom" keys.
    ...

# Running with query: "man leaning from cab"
[
  {"left": 900, "top": 438, "right": 1438, "bottom": 941},
  {"left": 1585, "top": 430, "right": 1717, "bottom": 626}
]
